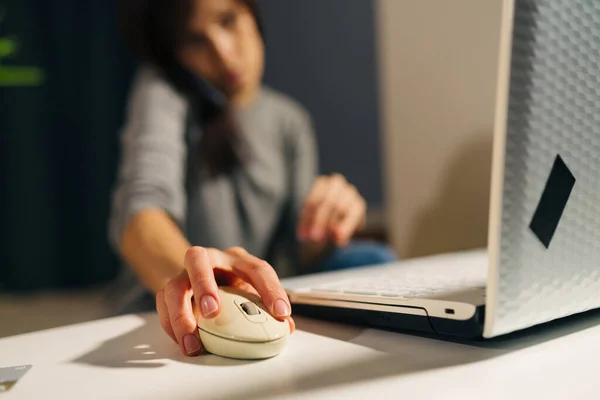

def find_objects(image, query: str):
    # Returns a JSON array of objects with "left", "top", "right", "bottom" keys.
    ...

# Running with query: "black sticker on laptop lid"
[{"left": 529, "top": 154, "right": 576, "bottom": 248}]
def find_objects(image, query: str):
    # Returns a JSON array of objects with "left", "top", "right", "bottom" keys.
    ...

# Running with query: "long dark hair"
[{"left": 118, "top": 0, "right": 263, "bottom": 177}]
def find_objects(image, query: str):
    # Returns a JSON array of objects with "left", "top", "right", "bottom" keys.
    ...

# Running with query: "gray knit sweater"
[{"left": 107, "top": 66, "right": 318, "bottom": 313}]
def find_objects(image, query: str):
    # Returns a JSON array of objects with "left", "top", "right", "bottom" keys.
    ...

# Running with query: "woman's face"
[{"left": 178, "top": 0, "right": 264, "bottom": 106}]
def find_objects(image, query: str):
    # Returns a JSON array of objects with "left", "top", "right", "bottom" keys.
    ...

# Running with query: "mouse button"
[
  {"left": 240, "top": 302, "right": 260, "bottom": 315},
  {"left": 245, "top": 313, "right": 268, "bottom": 323},
  {"left": 262, "top": 319, "right": 291, "bottom": 341},
  {"left": 234, "top": 299, "right": 267, "bottom": 323},
  {"left": 196, "top": 310, "right": 231, "bottom": 334},
  {"left": 212, "top": 309, "right": 234, "bottom": 326},
  {"left": 199, "top": 316, "right": 269, "bottom": 342}
]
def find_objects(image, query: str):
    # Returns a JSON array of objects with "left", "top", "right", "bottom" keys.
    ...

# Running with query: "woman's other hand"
[
  {"left": 155, "top": 246, "right": 294, "bottom": 356},
  {"left": 297, "top": 174, "right": 367, "bottom": 247}
]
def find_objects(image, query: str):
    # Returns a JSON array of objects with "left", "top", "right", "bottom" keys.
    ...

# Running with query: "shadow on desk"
[
  {"left": 71, "top": 313, "right": 257, "bottom": 369},
  {"left": 224, "top": 307, "right": 600, "bottom": 400},
  {"left": 69, "top": 307, "right": 600, "bottom": 399}
]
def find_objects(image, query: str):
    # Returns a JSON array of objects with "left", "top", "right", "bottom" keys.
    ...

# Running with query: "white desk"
[{"left": 2, "top": 289, "right": 600, "bottom": 399}]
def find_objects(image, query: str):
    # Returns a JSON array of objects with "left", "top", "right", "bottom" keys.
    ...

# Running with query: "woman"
[{"left": 110, "top": 0, "right": 396, "bottom": 356}]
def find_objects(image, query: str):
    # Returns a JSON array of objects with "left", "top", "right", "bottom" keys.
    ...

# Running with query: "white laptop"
[{"left": 282, "top": 0, "right": 600, "bottom": 339}]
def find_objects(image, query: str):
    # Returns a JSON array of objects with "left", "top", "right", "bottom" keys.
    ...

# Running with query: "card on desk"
[{"left": 0, "top": 365, "right": 32, "bottom": 392}]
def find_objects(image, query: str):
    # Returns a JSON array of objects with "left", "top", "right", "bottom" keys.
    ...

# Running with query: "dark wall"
[
  {"left": 259, "top": 0, "right": 383, "bottom": 206},
  {"left": 1, "top": 0, "right": 136, "bottom": 290}
]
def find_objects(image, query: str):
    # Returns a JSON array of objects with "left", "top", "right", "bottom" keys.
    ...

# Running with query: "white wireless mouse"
[{"left": 195, "top": 286, "right": 290, "bottom": 360}]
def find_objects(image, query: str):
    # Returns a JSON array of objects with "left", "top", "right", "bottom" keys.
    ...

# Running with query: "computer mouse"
[{"left": 194, "top": 286, "right": 290, "bottom": 360}]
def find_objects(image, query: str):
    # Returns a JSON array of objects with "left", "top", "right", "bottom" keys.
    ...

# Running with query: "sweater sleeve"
[{"left": 108, "top": 66, "right": 189, "bottom": 251}]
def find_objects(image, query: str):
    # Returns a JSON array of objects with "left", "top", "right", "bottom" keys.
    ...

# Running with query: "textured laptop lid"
[{"left": 485, "top": 0, "right": 600, "bottom": 337}]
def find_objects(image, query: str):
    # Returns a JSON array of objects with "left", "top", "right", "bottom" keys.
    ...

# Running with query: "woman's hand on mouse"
[
  {"left": 297, "top": 174, "right": 367, "bottom": 247},
  {"left": 155, "top": 246, "right": 294, "bottom": 356}
]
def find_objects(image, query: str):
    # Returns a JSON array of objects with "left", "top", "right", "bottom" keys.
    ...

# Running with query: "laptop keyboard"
[{"left": 307, "top": 265, "right": 487, "bottom": 299}]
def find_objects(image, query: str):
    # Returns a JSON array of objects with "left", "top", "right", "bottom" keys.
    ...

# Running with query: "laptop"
[{"left": 282, "top": 0, "right": 600, "bottom": 339}]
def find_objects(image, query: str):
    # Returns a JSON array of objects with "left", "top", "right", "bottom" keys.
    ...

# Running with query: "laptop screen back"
[{"left": 485, "top": 0, "right": 600, "bottom": 337}]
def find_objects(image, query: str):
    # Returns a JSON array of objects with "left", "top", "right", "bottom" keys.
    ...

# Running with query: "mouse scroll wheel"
[{"left": 240, "top": 302, "right": 261, "bottom": 315}]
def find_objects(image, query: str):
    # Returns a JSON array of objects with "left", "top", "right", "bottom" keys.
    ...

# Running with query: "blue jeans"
[{"left": 320, "top": 240, "right": 398, "bottom": 271}]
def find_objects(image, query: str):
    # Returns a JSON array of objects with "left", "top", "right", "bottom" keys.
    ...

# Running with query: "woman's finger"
[
  {"left": 225, "top": 247, "right": 292, "bottom": 321},
  {"left": 306, "top": 174, "right": 346, "bottom": 241},
  {"left": 155, "top": 289, "right": 177, "bottom": 343},
  {"left": 334, "top": 196, "right": 367, "bottom": 246},
  {"left": 287, "top": 316, "right": 296, "bottom": 333},
  {"left": 298, "top": 176, "right": 329, "bottom": 240},
  {"left": 164, "top": 270, "right": 203, "bottom": 356},
  {"left": 326, "top": 184, "right": 358, "bottom": 232},
  {"left": 184, "top": 246, "right": 220, "bottom": 319}
]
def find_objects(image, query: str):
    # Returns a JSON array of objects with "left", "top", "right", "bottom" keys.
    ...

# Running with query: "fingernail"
[
  {"left": 201, "top": 295, "right": 218, "bottom": 317},
  {"left": 274, "top": 299, "right": 290, "bottom": 317},
  {"left": 183, "top": 334, "right": 201, "bottom": 355}
]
